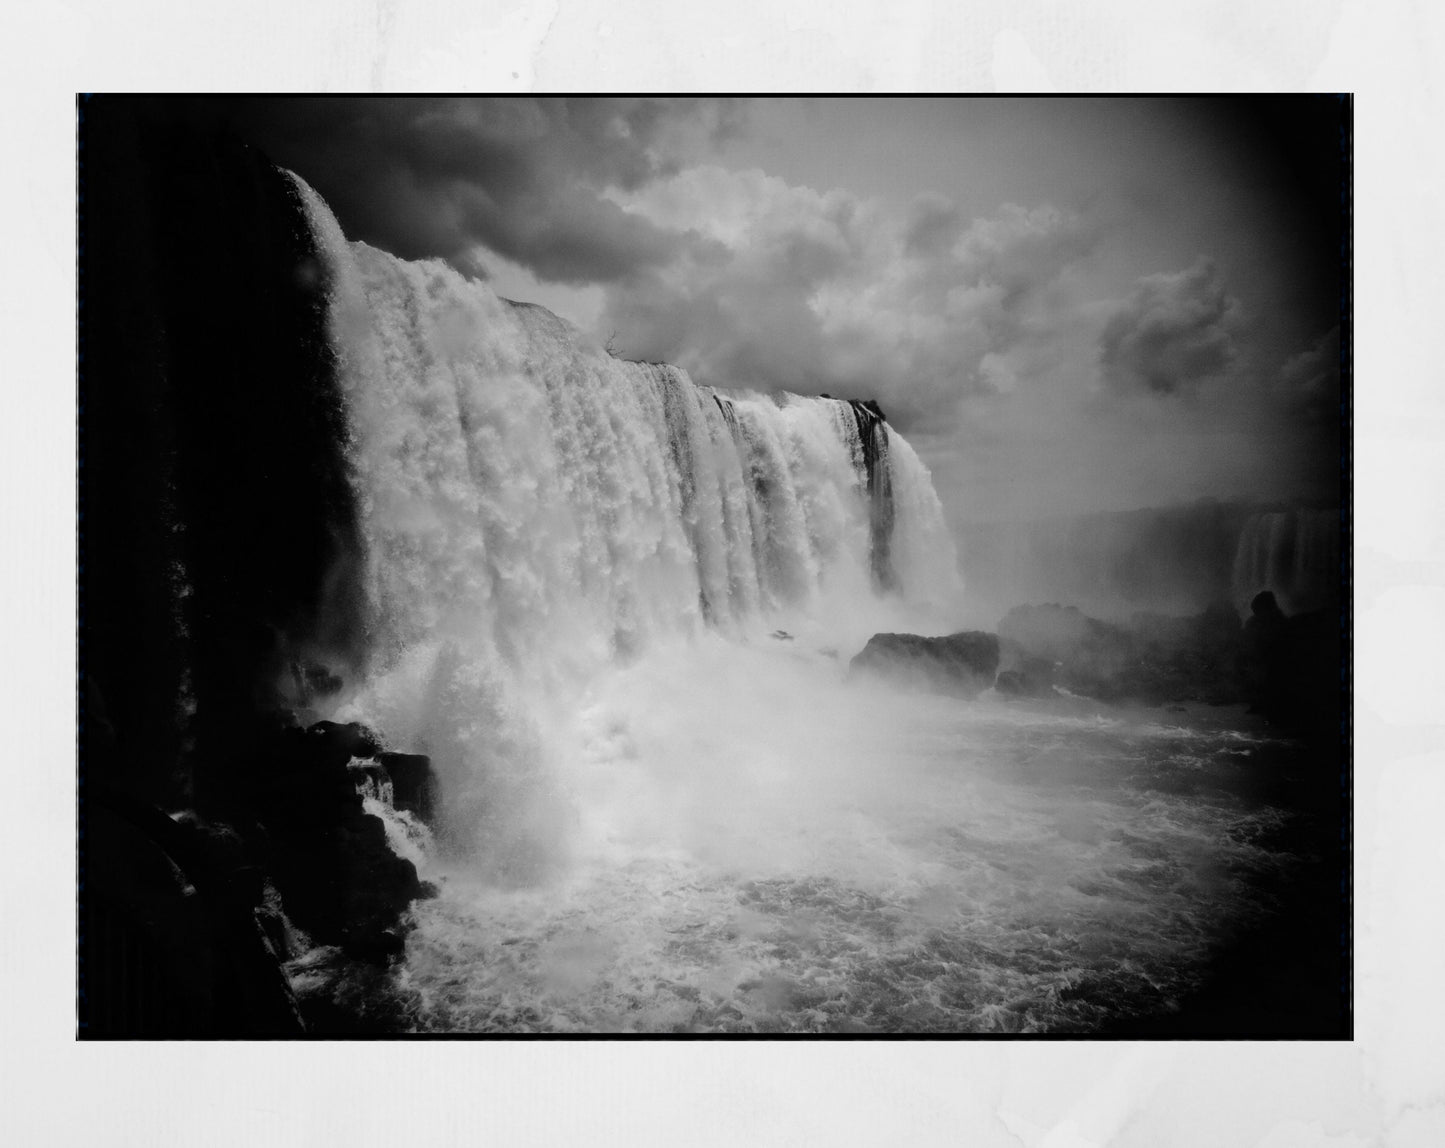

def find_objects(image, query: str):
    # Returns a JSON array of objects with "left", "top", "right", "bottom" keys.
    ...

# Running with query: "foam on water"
[{"left": 389, "top": 639, "right": 1301, "bottom": 1033}]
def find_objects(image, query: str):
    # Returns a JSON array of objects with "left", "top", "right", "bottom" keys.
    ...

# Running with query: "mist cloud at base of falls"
[{"left": 389, "top": 650, "right": 1295, "bottom": 1033}]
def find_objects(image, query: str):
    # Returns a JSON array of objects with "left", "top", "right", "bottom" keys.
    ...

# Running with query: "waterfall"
[
  {"left": 291, "top": 175, "right": 962, "bottom": 879},
  {"left": 1231, "top": 508, "right": 1340, "bottom": 615}
]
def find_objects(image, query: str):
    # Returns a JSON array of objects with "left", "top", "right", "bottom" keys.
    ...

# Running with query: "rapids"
[{"left": 388, "top": 648, "right": 1308, "bottom": 1034}]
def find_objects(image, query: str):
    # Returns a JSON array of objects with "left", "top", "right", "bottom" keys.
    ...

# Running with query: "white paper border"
[{"left": 6, "top": 4, "right": 1442, "bottom": 1143}]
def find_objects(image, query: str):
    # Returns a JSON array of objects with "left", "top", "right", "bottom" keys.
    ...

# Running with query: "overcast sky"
[{"left": 216, "top": 97, "right": 1343, "bottom": 530}]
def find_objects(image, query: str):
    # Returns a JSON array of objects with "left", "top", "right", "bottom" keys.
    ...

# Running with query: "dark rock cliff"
[{"left": 78, "top": 98, "right": 418, "bottom": 1035}]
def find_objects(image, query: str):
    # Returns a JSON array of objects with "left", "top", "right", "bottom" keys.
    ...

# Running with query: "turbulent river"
[{"left": 376, "top": 650, "right": 1308, "bottom": 1035}]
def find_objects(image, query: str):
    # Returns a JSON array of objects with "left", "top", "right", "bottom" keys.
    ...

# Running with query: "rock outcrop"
[
  {"left": 997, "top": 604, "right": 1135, "bottom": 699},
  {"left": 81, "top": 709, "right": 439, "bottom": 1034},
  {"left": 997, "top": 602, "right": 1247, "bottom": 706},
  {"left": 241, "top": 720, "right": 432, "bottom": 964},
  {"left": 850, "top": 631, "right": 1001, "bottom": 698},
  {"left": 78, "top": 101, "right": 389, "bottom": 1034},
  {"left": 377, "top": 753, "right": 437, "bottom": 823},
  {"left": 992, "top": 594, "right": 1340, "bottom": 724},
  {"left": 1240, "top": 591, "right": 1341, "bottom": 735}
]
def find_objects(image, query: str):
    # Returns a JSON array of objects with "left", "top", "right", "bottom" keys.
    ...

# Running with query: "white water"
[
  {"left": 292, "top": 175, "right": 1302, "bottom": 1033},
  {"left": 391, "top": 650, "right": 1298, "bottom": 1033}
]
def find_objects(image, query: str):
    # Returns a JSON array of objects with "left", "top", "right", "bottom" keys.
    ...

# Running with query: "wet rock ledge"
[{"left": 82, "top": 699, "right": 439, "bottom": 1036}]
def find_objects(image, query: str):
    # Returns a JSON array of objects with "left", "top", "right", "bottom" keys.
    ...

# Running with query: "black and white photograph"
[{"left": 77, "top": 95, "right": 1348, "bottom": 1039}]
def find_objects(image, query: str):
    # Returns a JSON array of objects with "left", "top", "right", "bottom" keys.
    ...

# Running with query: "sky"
[{"left": 213, "top": 96, "right": 1344, "bottom": 531}]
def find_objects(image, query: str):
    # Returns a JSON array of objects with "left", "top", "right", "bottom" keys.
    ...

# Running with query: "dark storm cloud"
[
  {"left": 598, "top": 168, "right": 1099, "bottom": 434},
  {"left": 1098, "top": 258, "right": 1238, "bottom": 396},
  {"left": 192, "top": 95, "right": 1341, "bottom": 525},
  {"left": 219, "top": 97, "right": 743, "bottom": 283}
]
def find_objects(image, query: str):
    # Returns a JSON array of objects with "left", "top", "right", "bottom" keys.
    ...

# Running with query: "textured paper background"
[{"left": 6, "top": 2, "right": 1441, "bottom": 1143}]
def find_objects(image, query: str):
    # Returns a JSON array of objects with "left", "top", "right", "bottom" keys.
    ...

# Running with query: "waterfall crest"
[{"left": 293, "top": 175, "right": 961, "bottom": 876}]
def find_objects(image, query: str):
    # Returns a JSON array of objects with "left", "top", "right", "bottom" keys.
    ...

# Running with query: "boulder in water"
[
  {"left": 1241, "top": 592, "right": 1340, "bottom": 734},
  {"left": 850, "top": 631, "right": 1001, "bottom": 699},
  {"left": 998, "top": 604, "right": 1135, "bottom": 699}
]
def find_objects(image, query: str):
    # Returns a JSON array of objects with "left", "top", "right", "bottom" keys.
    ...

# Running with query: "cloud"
[
  {"left": 223, "top": 97, "right": 744, "bottom": 284},
  {"left": 1277, "top": 326, "right": 1342, "bottom": 425},
  {"left": 903, "top": 193, "right": 964, "bottom": 257},
  {"left": 213, "top": 97, "right": 1336, "bottom": 525},
  {"left": 598, "top": 167, "right": 1097, "bottom": 435},
  {"left": 1098, "top": 258, "right": 1238, "bottom": 396}
]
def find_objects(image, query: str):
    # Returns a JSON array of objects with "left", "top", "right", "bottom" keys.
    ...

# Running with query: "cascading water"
[
  {"left": 295, "top": 175, "right": 961, "bottom": 875},
  {"left": 1231, "top": 509, "right": 1340, "bottom": 615},
  {"left": 287, "top": 175, "right": 1333, "bottom": 1034}
]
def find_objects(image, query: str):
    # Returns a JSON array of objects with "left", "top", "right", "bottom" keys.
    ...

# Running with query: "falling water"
[
  {"left": 1231, "top": 509, "right": 1340, "bottom": 615},
  {"left": 290, "top": 175, "right": 1323, "bottom": 1033},
  {"left": 295, "top": 175, "right": 961, "bottom": 872}
]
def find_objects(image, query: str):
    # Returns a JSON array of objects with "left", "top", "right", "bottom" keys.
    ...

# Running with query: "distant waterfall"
[
  {"left": 292, "top": 175, "right": 960, "bottom": 876},
  {"left": 1231, "top": 509, "right": 1340, "bottom": 615}
]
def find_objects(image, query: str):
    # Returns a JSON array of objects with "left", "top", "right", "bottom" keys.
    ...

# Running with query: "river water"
[{"left": 382, "top": 642, "right": 1312, "bottom": 1035}]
